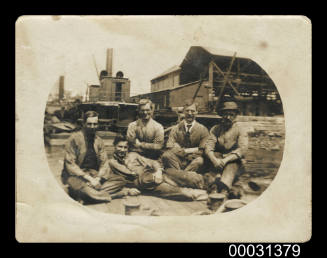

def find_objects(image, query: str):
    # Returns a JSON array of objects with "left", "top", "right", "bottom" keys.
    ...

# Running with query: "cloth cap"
[{"left": 220, "top": 101, "right": 239, "bottom": 111}]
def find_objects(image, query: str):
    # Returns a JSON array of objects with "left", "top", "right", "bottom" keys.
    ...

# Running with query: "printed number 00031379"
[{"left": 228, "top": 244, "right": 301, "bottom": 257}]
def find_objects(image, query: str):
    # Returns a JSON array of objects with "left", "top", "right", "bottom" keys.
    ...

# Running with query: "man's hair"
[
  {"left": 83, "top": 110, "right": 99, "bottom": 123},
  {"left": 183, "top": 99, "right": 198, "bottom": 111},
  {"left": 138, "top": 98, "right": 154, "bottom": 111},
  {"left": 113, "top": 134, "right": 128, "bottom": 146}
]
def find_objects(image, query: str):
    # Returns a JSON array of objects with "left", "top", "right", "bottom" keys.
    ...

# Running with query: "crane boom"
[{"left": 92, "top": 54, "right": 102, "bottom": 85}]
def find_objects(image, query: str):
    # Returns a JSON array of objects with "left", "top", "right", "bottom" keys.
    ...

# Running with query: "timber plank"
[
  {"left": 87, "top": 203, "right": 111, "bottom": 213},
  {"left": 183, "top": 201, "right": 208, "bottom": 213},
  {"left": 163, "top": 199, "right": 194, "bottom": 216},
  {"left": 162, "top": 199, "right": 195, "bottom": 216},
  {"left": 141, "top": 195, "right": 180, "bottom": 216},
  {"left": 105, "top": 199, "right": 125, "bottom": 214}
]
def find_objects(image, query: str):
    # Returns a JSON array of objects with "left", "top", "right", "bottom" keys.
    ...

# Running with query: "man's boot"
[
  {"left": 180, "top": 187, "right": 208, "bottom": 201},
  {"left": 214, "top": 178, "right": 230, "bottom": 203}
]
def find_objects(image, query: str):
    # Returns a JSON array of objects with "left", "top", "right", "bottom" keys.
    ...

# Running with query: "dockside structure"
[{"left": 130, "top": 46, "right": 283, "bottom": 116}]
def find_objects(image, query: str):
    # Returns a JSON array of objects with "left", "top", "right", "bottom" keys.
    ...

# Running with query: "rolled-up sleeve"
[
  {"left": 64, "top": 137, "right": 85, "bottom": 177},
  {"left": 229, "top": 126, "right": 248, "bottom": 159},
  {"left": 140, "top": 124, "right": 164, "bottom": 150},
  {"left": 126, "top": 122, "right": 136, "bottom": 144},
  {"left": 204, "top": 127, "right": 218, "bottom": 156}
]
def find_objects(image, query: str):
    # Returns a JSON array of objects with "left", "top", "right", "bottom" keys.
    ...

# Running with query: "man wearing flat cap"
[{"left": 204, "top": 101, "right": 248, "bottom": 197}]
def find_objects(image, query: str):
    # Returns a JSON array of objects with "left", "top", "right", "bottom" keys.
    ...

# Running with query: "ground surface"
[{"left": 45, "top": 116, "right": 284, "bottom": 216}]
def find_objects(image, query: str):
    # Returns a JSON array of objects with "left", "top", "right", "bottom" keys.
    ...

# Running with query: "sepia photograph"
[{"left": 16, "top": 15, "right": 311, "bottom": 242}]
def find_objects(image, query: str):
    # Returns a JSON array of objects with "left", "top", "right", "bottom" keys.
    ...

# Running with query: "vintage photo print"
[{"left": 16, "top": 15, "right": 311, "bottom": 242}]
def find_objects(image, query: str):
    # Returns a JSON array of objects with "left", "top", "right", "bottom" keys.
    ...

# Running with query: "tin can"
[
  {"left": 123, "top": 200, "right": 141, "bottom": 215},
  {"left": 224, "top": 199, "right": 246, "bottom": 212},
  {"left": 207, "top": 193, "right": 226, "bottom": 211}
]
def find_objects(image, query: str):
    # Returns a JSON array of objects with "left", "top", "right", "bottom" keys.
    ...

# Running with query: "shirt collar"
[{"left": 184, "top": 120, "right": 196, "bottom": 132}]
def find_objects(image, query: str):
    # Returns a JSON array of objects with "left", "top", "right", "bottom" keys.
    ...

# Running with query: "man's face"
[
  {"left": 184, "top": 104, "right": 198, "bottom": 124},
  {"left": 115, "top": 141, "right": 129, "bottom": 158},
  {"left": 221, "top": 110, "right": 237, "bottom": 127},
  {"left": 139, "top": 103, "right": 152, "bottom": 121},
  {"left": 84, "top": 116, "right": 99, "bottom": 135}
]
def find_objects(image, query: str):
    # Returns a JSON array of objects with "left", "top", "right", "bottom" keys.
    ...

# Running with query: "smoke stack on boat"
[{"left": 106, "top": 48, "right": 113, "bottom": 77}]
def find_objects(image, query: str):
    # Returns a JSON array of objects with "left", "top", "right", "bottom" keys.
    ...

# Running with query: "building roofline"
[
  {"left": 131, "top": 79, "right": 205, "bottom": 98},
  {"left": 82, "top": 101, "right": 138, "bottom": 106},
  {"left": 199, "top": 46, "right": 249, "bottom": 59},
  {"left": 151, "top": 65, "right": 181, "bottom": 82}
]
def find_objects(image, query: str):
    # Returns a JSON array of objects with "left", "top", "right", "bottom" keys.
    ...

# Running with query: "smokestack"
[
  {"left": 106, "top": 48, "right": 113, "bottom": 77},
  {"left": 59, "top": 75, "right": 64, "bottom": 101}
]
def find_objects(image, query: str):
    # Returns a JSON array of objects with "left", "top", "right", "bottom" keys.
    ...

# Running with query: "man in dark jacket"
[
  {"left": 61, "top": 111, "right": 133, "bottom": 203},
  {"left": 161, "top": 100, "right": 209, "bottom": 173},
  {"left": 54, "top": 106, "right": 67, "bottom": 121}
]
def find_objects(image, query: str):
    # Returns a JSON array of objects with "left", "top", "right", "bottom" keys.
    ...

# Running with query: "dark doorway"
[{"left": 115, "top": 83, "right": 122, "bottom": 101}]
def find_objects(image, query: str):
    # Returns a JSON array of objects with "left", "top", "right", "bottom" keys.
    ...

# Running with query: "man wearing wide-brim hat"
[{"left": 203, "top": 101, "right": 248, "bottom": 197}]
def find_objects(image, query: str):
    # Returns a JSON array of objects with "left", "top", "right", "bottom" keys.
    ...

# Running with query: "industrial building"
[
  {"left": 88, "top": 49, "right": 131, "bottom": 102},
  {"left": 131, "top": 46, "right": 283, "bottom": 116}
]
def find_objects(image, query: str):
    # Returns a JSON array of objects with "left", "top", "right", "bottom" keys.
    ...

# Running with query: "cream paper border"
[{"left": 15, "top": 15, "right": 311, "bottom": 242}]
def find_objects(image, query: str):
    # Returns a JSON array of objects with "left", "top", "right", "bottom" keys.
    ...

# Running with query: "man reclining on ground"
[{"left": 109, "top": 135, "right": 208, "bottom": 201}]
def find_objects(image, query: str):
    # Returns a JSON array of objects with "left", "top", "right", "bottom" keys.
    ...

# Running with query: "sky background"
[{"left": 16, "top": 15, "right": 304, "bottom": 99}]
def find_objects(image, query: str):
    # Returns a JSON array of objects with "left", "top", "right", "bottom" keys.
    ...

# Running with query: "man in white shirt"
[
  {"left": 126, "top": 99, "right": 164, "bottom": 160},
  {"left": 162, "top": 100, "right": 209, "bottom": 173}
]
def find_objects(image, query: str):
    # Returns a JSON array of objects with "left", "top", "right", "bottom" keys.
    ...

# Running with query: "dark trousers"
[
  {"left": 161, "top": 148, "right": 204, "bottom": 172},
  {"left": 62, "top": 169, "right": 127, "bottom": 203}
]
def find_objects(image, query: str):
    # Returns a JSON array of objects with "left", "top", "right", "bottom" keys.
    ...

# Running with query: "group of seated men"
[{"left": 61, "top": 99, "right": 248, "bottom": 204}]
